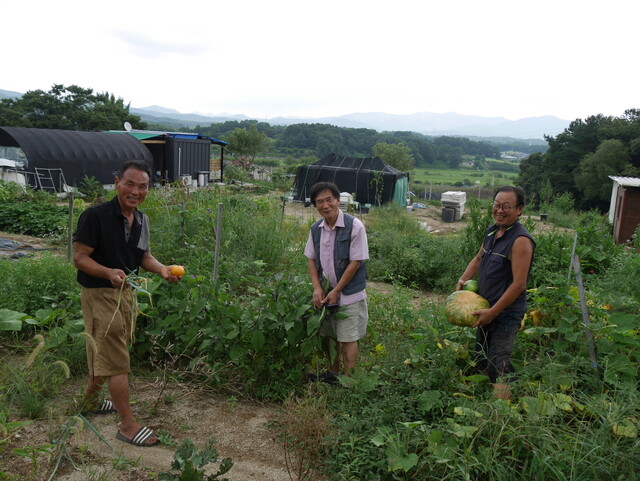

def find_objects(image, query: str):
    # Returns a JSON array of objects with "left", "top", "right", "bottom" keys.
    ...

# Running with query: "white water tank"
[{"left": 441, "top": 191, "right": 467, "bottom": 220}]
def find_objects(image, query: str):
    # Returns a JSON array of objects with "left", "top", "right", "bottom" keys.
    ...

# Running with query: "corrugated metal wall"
[{"left": 165, "top": 138, "right": 211, "bottom": 180}]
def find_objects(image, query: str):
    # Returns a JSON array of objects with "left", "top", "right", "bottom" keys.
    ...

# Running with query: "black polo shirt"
[
  {"left": 477, "top": 221, "right": 535, "bottom": 316},
  {"left": 73, "top": 196, "right": 150, "bottom": 288}
]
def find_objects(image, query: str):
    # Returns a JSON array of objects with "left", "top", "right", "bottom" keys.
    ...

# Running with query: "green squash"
[{"left": 462, "top": 279, "right": 478, "bottom": 292}]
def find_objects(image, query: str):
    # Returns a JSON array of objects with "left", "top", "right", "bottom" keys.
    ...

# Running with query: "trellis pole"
[
  {"left": 66, "top": 193, "right": 74, "bottom": 261},
  {"left": 570, "top": 249, "right": 599, "bottom": 373},
  {"left": 213, "top": 203, "right": 223, "bottom": 283}
]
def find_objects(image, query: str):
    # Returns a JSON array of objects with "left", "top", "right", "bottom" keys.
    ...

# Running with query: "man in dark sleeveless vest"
[
  {"left": 304, "top": 182, "right": 369, "bottom": 383},
  {"left": 456, "top": 185, "right": 535, "bottom": 400}
]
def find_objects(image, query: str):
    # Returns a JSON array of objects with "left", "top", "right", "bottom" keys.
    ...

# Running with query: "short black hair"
[
  {"left": 309, "top": 182, "right": 340, "bottom": 205},
  {"left": 118, "top": 160, "right": 152, "bottom": 181},
  {"left": 494, "top": 185, "right": 526, "bottom": 207}
]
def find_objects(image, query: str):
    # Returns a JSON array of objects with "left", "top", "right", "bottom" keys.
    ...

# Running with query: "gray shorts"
[{"left": 319, "top": 299, "right": 368, "bottom": 342}]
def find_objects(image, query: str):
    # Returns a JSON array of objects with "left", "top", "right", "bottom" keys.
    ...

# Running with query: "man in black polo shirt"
[
  {"left": 456, "top": 185, "right": 535, "bottom": 400},
  {"left": 73, "top": 160, "right": 181, "bottom": 447}
]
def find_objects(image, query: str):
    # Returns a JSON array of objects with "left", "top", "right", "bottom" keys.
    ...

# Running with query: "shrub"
[
  {"left": 137, "top": 272, "right": 324, "bottom": 400},
  {"left": 77, "top": 175, "right": 107, "bottom": 204},
  {"left": 366, "top": 205, "right": 464, "bottom": 291},
  {"left": 0, "top": 180, "right": 25, "bottom": 201},
  {"left": 459, "top": 197, "right": 493, "bottom": 260},
  {"left": 0, "top": 254, "right": 78, "bottom": 314},
  {"left": 0, "top": 200, "right": 69, "bottom": 238},
  {"left": 141, "top": 188, "right": 307, "bottom": 291}
]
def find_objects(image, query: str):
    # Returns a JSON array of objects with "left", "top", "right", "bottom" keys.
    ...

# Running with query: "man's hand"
[
  {"left": 322, "top": 289, "right": 340, "bottom": 307},
  {"left": 159, "top": 265, "right": 181, "bottom": 283},
  {"left": 107, "top": 269, "right": 127, "bottom": 288},
  {"left": 471, "top": 309, "right": 495, "bottom": 328},
  {"left": 312, "top": 286, "right": 325, "bottom": 308}
]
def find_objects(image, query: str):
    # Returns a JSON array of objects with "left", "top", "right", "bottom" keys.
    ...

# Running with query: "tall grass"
[{"left": 141, "top": 187, "right": 308, "bottom": 291}]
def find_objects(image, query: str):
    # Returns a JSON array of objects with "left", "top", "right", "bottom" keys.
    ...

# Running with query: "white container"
[
  {"left": 197, "top": 171, "right": 209, "bottom": 187},
  {"left": 441, "top": 191, "right": 466, "bottom": 220},
  {"left": 441, "top": 191, "right": 467, "bottom": 204}
]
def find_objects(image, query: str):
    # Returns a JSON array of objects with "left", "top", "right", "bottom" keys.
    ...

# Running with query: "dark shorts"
[{"left": 475, "top": 310, "right": 522, "bottom": 383}]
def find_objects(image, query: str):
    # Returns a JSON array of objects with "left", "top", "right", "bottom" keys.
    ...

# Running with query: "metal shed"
[
  {"left": 112, "top": 129, "right": 228, "bottom": 184},
  {"left": 608, "top": 176, "right": 640, "bottom": 244}
]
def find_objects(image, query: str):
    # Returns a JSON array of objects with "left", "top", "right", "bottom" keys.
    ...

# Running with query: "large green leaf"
[
  {"left": 612, "top": 418, "right": 638, "bottom": 438},
  {"left": 608, "top": 312, "right": 638, "bottom": 331},
  {"left": 251, "top": 330, "right": 265, "bottom": 352},
  {"left": 417, "top": 390, "right": 443, "bottom": 412},
  {"left": 0, "top": 309, "right": 26, "bottom": 331}
]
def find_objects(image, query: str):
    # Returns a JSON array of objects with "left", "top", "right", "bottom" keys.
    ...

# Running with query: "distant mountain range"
[
  {"left": 0, "top": 89, "right": 22, "bottom": 100},
  {"left": 1, "top": 89, "right": 569, "bottom": 140},
  {"left": 131, "top": 106, "right": 568, "bottom": 141}
]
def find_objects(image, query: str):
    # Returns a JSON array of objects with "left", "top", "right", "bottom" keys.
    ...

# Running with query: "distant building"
[
  {"left": 110, "top": 128, "right": 228, "bottom": 184},
  {"left": 499, "top": 151, "right": 529, "bottom": 161},
  {"left": 0, "top": 126, "right": 153, "bottom": 190},
  {"left": 0, "top": 126, "right": 228, "bottom": 190},
  {"left": 608, "top": 176, "right": 640, "bottom": 244}
]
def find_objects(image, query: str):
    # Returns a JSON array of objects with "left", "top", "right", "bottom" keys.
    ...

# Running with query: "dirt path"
[{"left": 3, "top": 378, "right": 291, "bottom": 480}]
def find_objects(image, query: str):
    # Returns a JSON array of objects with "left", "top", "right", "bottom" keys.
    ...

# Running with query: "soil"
[{"left": 1, "top": 377, "right": 291, "bottom": 481}]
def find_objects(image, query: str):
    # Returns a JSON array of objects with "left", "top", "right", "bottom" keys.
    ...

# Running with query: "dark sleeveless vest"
[{"left": 478, "top": 221, "right": 535, "bottom": 315}]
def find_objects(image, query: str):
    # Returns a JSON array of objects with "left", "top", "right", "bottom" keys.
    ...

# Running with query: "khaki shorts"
[
  {"left": 319, "top": 299, "right": 368, "bottom": 342},
  {"left": 81, "top": 287, "right": 134, "bottom": 377}
]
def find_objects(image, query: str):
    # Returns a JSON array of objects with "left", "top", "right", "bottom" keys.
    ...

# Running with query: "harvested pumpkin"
[{"left": 445, "top": 290, "right": 490, "bottom": 327}]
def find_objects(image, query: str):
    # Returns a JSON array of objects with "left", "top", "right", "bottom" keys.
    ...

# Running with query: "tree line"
[
  {"left": 517, "top": 109, "right": 640, "bottom": 211},
  {"left": 7, "top": 84, "right": 639, "bottom": 212},
  {"left": 0, "top": 84, "right": 512, "bottom": 171},
  {"left": 195, "top": 121, "right": 502, "bottom": 169}
]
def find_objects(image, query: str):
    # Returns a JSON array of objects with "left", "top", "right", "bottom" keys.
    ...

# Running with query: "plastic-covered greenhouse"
[{"left": 293, "top": 153, "right": 408, "bottom": 206}]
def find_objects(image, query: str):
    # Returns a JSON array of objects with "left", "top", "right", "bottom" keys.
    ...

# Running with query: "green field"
[
  {"left": 256, "top": 155, "right": 521, "bottom": 188},
  {"left": 412, "top": 166, "right": 518, "bottom": 186}
]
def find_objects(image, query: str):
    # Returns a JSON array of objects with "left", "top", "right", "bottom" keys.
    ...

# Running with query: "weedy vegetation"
[{"left": 0, "top": 180, "right": 638, "bottom": 480}]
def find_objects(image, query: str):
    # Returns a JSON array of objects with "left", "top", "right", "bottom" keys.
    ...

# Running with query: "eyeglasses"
[{"left": 492, "top": 203, "right": 516, "bottom": 212}]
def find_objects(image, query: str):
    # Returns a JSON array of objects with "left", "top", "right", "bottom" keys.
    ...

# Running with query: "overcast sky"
[{"left": 4, "top": 0, "right": 639, "bottom": 122}]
